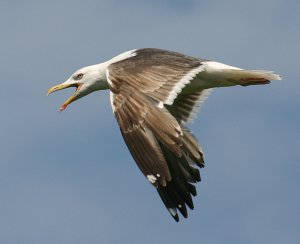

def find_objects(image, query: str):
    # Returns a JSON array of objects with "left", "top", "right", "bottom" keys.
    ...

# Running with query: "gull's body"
[{"left": 48, "top": 48, "right": 281, "bottom": 221}]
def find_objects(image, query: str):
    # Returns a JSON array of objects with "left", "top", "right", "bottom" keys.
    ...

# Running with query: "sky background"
[{"left": 1, "top": 0, "right": 299, "bottom": 243}]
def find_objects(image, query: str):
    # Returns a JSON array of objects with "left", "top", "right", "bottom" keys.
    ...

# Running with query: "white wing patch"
[
  {"left": 147, "top": 175, "right": 157, "bottom": 184},
  {"left": 109, "top": 91, "right": 116, "bottom": 113},
  {"left": 164, "top": 65, "right": 206, "bottom": 106}
]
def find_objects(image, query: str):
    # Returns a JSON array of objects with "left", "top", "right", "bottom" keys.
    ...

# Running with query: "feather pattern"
[
  {"left": 107, "top": 49, "right": 209, "bottom": 221},
  {"left": 166, "top": 89, "right": 212, "bottom": 124},
  {"left": 106, "top": 48, "right": 280, "bottom": 221},
  {"left": 107, "top": 48, "right": 207, "bottom": 105}
]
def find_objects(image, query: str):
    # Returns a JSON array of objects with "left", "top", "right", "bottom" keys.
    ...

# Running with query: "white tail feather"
[
  {"left": 201, "top": 61, "right": 281, "bottom": 88},
  {"left": 223, "top": 69, "right": 281, "bottom": 86}
]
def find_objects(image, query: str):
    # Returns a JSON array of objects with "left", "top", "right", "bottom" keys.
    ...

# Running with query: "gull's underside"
[{"left": 48, "top": 48, "right": 281, "bottom": 221}]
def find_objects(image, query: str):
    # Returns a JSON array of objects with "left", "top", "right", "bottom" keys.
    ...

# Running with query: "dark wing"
[
  {"left": 108, "top": 48, "right": 206, "bottom": 105},
  {"left": 166, "top": 89, "right": 212, "bottom": 124},
  {"left": 111, "top": 86, "right": 182, "bottom": 187},
  {"left": 107, "top": 48, "right": 207, "bottom": 221}
]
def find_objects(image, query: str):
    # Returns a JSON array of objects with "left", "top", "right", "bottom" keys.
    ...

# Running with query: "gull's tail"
[
  {"left": 203, "top": 61, "right": 282, "bottom": 87},
  {"left": 224, "top": 69, "right": 282, "bottom": 86}
]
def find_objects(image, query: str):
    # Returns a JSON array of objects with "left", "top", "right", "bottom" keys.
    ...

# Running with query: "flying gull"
[{"left": 47, "top": 48, "right": 281, "bottom": 221}]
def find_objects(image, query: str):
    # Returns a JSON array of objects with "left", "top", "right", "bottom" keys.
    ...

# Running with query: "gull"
[{"left": 48, "top": 48, "right": 281, "bottom": 221}]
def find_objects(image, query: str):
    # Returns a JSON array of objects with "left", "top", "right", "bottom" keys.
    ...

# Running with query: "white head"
[{"left": 47, "top": 64, "right": 109, "bottom": 111}]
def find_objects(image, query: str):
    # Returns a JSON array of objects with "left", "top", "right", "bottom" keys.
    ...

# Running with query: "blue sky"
[{"left": 0, "top": 0, "right": 299, "bottom": 243}]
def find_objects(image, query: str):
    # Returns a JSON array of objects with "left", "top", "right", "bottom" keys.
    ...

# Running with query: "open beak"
[{"left": 47, "top": 82, "right": 82, "bottom": 111}]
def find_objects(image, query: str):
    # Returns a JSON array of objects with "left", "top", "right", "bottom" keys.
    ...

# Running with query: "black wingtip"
[
  {"left": 173, "top": 213, "right": 179, "bottom": 222},
  {"left": 177, "top": 204, "right": 188, "bottom": 218},
  {"left": 167, "top": 207, "right": 180, "bottom": 222}
]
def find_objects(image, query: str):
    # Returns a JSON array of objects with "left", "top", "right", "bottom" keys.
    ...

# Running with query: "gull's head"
[{"left": 47, "top": 64, "right": 108, "bottom": 111}]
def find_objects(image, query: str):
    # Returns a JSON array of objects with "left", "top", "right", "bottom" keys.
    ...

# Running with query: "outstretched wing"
[
  {"left": 107, "top": 48, "right": 207, "bottom": 105},
  {"left": 107, "top": 48, "right": 207, "bottom": 221}
]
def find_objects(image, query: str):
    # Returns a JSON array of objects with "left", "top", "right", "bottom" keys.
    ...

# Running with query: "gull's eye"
[{"left": 76, "top": 73, "right": 83, "bottom": 80}]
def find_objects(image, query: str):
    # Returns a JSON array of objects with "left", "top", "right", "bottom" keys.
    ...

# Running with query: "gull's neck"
[{"left": 90, "top": 49, "right": 138, "bottom": 91}]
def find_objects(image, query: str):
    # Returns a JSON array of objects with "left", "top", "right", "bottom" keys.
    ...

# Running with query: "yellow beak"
[{"left": 47, "top": 82, "right": 82, "bottom": 111}]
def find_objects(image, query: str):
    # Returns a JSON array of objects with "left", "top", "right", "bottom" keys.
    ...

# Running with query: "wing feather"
[
  {"left": 108, "top": 48, "right": 206, "bottom": 105},
  {"left": 167, "top": 89, "right": 212, "bottom": 124},
  {"left": 112, "top": 88, "right": 183, "bottom": 186},
  {"left": 107, "top": 48, "right": 208, "bottom": 221}
]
